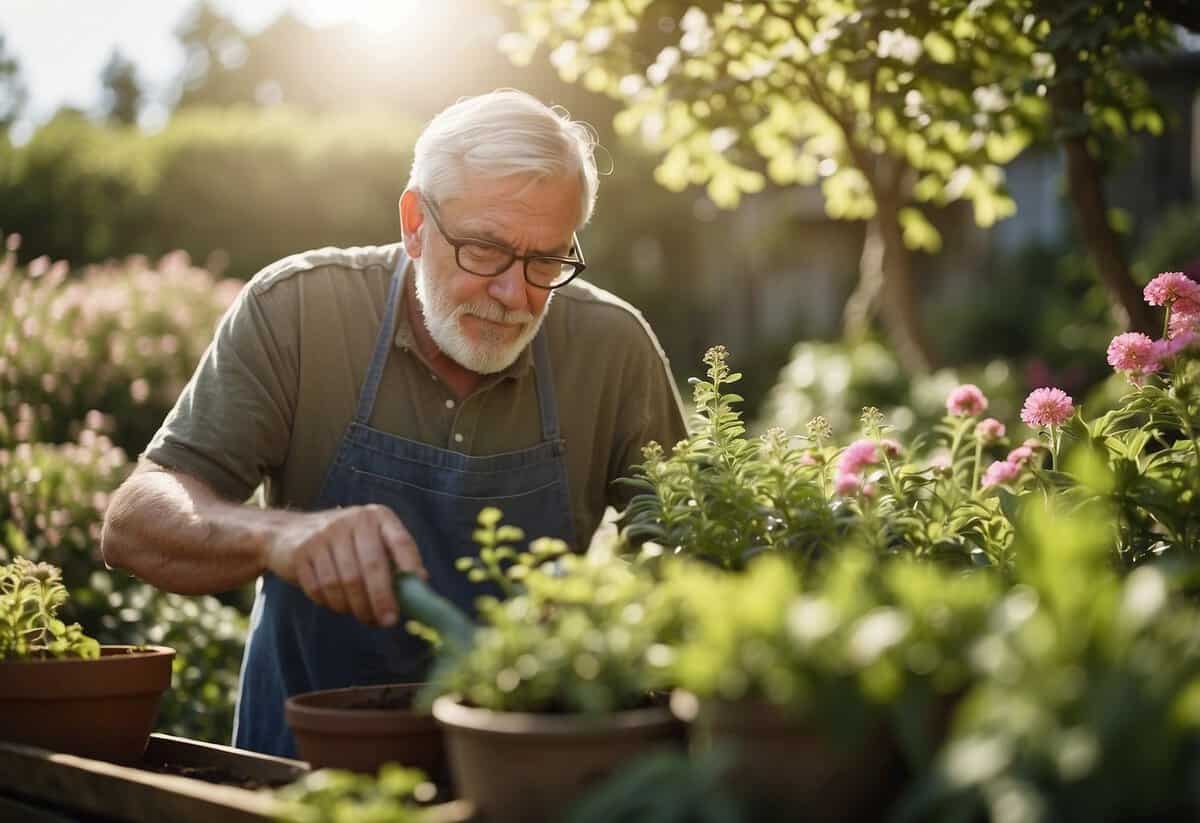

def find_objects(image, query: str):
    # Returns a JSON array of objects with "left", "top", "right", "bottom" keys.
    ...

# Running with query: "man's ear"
[{"left": 399, "top": 190, "right": 424, "bottom": 259}]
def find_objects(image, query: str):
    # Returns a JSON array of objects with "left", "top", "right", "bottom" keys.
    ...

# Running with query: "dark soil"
[
  {"left": 342, "top": 686, "right": 417, "bottom": 710},
  {"left": 140, "top": 760, "right": 295, "bottom": 791}
]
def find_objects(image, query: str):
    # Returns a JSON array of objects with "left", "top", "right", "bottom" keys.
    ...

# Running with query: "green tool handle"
[{"left": 393, "top": 573, "right": 476, "bottom": 654}]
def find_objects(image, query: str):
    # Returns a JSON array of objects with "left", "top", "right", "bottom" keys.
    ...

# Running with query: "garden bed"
[{"left": 0, "top": 733, "right": 474, "bottom": 822}]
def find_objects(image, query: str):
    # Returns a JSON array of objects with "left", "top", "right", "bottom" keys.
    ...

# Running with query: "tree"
[
  {"left": 100, "top": 49, "right": 142, "bottom": 126},
  {"left": 0, "top": 34, "right": 27, "bottom": 132},
  {"left": 505, "top": 1, "right": 1198, "bottom": 370},
  {"left": 504, "top": 1, "right": 1047, "bottom": 373},
  {"left": 1033, "top": 1, "right": 1185, "bottom": 335}
]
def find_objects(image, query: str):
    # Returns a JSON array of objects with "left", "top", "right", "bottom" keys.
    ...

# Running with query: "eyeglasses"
[{"left": 422, "top": 197, "right": 587, "bottom": 290}]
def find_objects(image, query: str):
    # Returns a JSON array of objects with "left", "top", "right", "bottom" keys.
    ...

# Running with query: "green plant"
[
  {"left": 416, "top": 509, "right": 675, "bottom": 714},
  {"left": 272, "top": 764, "right": 436, "bottom": 823},
  {"left": 0, "top": 431, "right": 247, "bottom": 742},
  {"left": 1012, "top": 271, "right": 1200, "bottom": 564},
  {"left": 0, "top": 556, "right": 99, "bottom": 660},
  {"left": 897, "top": 500, "right": 1200, "bottom": 822},
  {"left": 622, "top": 346, "right": 838, "bottom": 569},
  {"left": 665, "top": 551, "right": 998, "bottom": 765}
]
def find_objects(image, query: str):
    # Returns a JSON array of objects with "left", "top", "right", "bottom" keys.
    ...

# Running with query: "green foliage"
[
  {"left": 0, "top": 556, "right": 100, "bottom": 660},
  {"left": 622, "top": 346, "right": 838, "bottom": 569},
  {"left": 1132, "top": 204, "right": 1200, "bottom": 286},
  {"left": 506, "top": 0, "right": 1043, "bottom": 240},
  {"left": 0, "top": 432, "right": 247, "bottom": 742},
  {"left": 898, "top": 503, "right": 1200, "bottom": 822},
  {"left": 422, "top": 516, "right": 675, "bottom": 714},
  {"left": 273, "top": 764, "right": 435, "bottom": 823},
  {"left": 0, "top": 238, "right": 240, "bottom": 455},
  {"left": 666, "top": 552, "right": 998, "bottom": 760},
  {"left": 0, "top": 107, "right": 417, "bottom": 280}
]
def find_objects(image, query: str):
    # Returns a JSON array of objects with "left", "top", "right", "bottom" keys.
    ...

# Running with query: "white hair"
[{"left": 406, "top": 89, "right": 600, "bottom": 228}]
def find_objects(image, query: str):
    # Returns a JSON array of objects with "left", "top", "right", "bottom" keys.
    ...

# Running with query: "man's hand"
[{"left": 264, "top": 504, "right": 428, "bottom": 627}]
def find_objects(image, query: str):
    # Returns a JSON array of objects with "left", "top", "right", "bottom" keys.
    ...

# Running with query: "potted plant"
[
  {"left": 896, "top": 501, "right": 1200, "bottom": 823},
  {"left": 659, "top": 548, "right": 996, "bottom": 823},
  {"left": 406, "top": 509, "right": 684, "bottom": 823},
  {"left": 283, "top": 528, "right": 484, "bottom": 782},
  {"left": 0, "top": 556, "right": 174, "bottom": 763}
]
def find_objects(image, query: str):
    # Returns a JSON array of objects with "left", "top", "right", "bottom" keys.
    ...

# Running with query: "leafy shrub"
[
  {"left": 273, "top": 764, "right": 435, "bottom": 823},
  {"left": 898, "top": 504, "right": 1200, "bottom": 822},
  {"left": 0, "top": 237, "right": 240, "bottom": 454},
  {"left": 420, "top": 510, "right": 675, "bottom": 715}
]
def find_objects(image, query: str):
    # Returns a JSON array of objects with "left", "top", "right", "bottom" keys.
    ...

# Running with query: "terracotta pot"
[
  {"left": 285, "top": 683, "right": 446, "bottom": 780},
  {"left": 0, "top": 645, "right": 175, "bottom": 764},
  {"left": 670, "top": 690, "right": 902, "bottom": 823},
  {"left": 433, "top": 695, "right": 684, "bottom": 823}
]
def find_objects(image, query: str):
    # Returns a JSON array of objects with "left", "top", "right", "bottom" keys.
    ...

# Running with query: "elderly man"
[{"left": 101, "top": 90, "right": 687, "bottom": 757}]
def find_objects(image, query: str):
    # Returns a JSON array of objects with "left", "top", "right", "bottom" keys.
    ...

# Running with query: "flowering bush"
[
  {"left": 1013, "top": 271, "right": 1200, "bottom": 564},
  {"left": 0, "top": 235, "right": 240, "bottom": 454}
]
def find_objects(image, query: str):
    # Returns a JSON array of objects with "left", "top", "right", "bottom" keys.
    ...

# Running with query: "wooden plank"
[
  {"left": 0, "top": 734, "right": 477, "bottom": 822},
  {"left": 0, "top": 736, "right": 290, "bottom": 823},
  {"left": 0, "top": 792, "right": 93, "bottom": 823}
]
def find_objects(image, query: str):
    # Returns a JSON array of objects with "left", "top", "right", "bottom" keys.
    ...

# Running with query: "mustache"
[{"left": 457, "top": 300, "right": 535, "bottom": 325}]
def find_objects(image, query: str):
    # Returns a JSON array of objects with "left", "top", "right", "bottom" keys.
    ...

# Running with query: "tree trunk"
[
  {"left": 843, "top": 217, "right": 884, "bottom": 343},
  {"left": 873, "top": 197, "right": 938, "bottom": 373},
  {"left": 842, "top": 153, "right": 938, "bottom": 373},
  {"left": 1052, "top": 67, "right": 1157, "bottom": 335}
]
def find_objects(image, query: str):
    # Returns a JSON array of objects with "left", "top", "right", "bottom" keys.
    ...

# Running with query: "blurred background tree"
[{"left": 100, "top": 49, "right": 143, "bottom": 126}]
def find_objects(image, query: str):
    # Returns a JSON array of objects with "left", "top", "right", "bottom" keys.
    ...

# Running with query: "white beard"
[{"left": 413, "top": 261, "right": 550, "bottom": 374}]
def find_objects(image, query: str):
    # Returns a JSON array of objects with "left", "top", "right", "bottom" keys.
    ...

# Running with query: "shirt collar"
[{"left": 392, "top": 260, "right": 535, "bottom": 379}]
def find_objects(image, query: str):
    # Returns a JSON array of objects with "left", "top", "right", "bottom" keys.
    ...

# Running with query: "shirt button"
[
  {"left": 445, "top": 399, "right": 455, "bottom": 409},
  {"left": 454, "top": 433, "right": 464, "bottom": 444}
]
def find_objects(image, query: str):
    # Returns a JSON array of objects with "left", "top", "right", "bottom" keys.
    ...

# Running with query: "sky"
[{"left": 0, "top": 0, "right": 424, "bottom": 140}]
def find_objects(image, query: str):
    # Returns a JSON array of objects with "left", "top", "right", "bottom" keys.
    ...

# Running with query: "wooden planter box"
[{"left": 0, "top": 732, "right": 474, "bottom": 823}]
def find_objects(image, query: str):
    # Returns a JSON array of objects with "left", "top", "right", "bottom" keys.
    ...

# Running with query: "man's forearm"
[{"left": 101, "top": 466, "right": 285, "bottom": 595}]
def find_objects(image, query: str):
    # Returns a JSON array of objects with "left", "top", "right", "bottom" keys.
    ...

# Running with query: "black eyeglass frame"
[{"left": 421, "top": 197, "right": 587, "bottom": 290}]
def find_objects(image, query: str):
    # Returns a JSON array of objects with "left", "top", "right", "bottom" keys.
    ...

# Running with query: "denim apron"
[{"left": 233, "top": 253, "right": 577, "bottom": 756}]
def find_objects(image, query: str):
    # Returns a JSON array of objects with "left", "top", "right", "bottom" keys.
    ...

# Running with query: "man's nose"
[{"left": 486, "top": 258, "right": 529, "bottom": 312}]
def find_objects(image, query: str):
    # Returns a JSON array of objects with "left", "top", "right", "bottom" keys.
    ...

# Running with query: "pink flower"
[
  {"left": 1106, "top": 332, "right": 1160, "bottom": 376},
  {"left": 1021, "top": 387, "right": 1074, "bottom": 427},
  {"left": 835, "top": 472, "right": 862, "bottom": 496},
  {"left": 799, "top": 453, "right": 820, "bottom": 466},
  {"left": 838, "top": 439, "right": 880, "bottom": 476},
  {"left": 1144, "top": 272, "right": 1200, "bottom": 312},
  {"left": 1169, "top": 308, "right": 1199, "bottom": 339},
  {"left": 946, "top": 384, "right": 988, "bottom": 417},
  {"left": 1006, "top": 445, "right": 1034, "bottom": 465},
  {"left": 982, "top": 460, "right": 1022, "bottom": 489},
  {"left": 1155, "top": 329, "right": 1198, "bottom": 359},
  {"left": 879, "top": 438, "right": 903, "bottom": 458},
  {"left": 861, "top": 483, "right": 878, "bottom": 498},
  {"left": 928, "top": 452, "right": 952, "bottom": 471},
  {"left": 975, "top": 418, "right": 1006, "bottom": 442}
]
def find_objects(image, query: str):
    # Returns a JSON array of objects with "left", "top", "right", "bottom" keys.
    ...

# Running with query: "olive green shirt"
[{"left": 143, "top": 243, "right": 687, "bottom": 547}]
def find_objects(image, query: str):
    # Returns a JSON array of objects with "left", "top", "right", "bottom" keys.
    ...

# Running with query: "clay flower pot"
[
  {"left": 0, "top": 645, "right": 175, "bottom": 763},
  {"left": 432, "top": 695, "right": 684, "bottom": 823},
  {"left": 670, "top": 690, "right": 902, "bottom": 823},
  {"left": 285, "top": 683, "right": 446, "bottom": 779}
]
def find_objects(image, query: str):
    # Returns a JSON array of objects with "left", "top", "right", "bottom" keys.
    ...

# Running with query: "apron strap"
[
  {"left": 532, "top": 329, "right": 562, "bottom": 444},
  {"left": 354, "top": 253, "right": 407, "bottom": 425}
]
